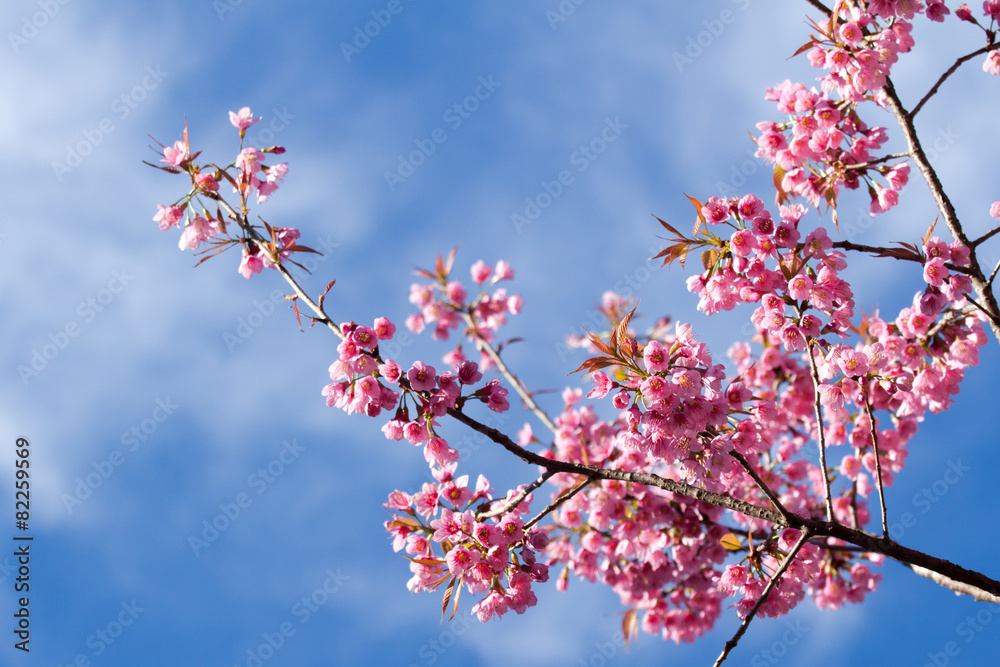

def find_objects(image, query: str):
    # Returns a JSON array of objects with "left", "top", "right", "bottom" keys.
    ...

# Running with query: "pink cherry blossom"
[{"left": 229, "top": 106, "right": 261, "bottom": 130}]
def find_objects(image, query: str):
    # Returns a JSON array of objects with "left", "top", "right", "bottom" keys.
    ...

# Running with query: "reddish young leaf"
[{"left": 684, "top": 193, "right": 707, "bottom": 236}]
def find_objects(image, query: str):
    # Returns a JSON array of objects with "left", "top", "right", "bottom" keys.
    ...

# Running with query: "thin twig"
[
  {"left": 843, "top": 152, "right": 911, "bottom": 170},
  {"left": 713, "top": 528, "right": 812, "bottom": 667},
  {"left": 972, "top": 224, "right": 1000, "bottom": 248},
  {"left": 523, "top": 475, "right": 595, "bottom": 531},
  {"left": 477, "top": 471, "right": 556, "bottom": 520},
  {"left": 882, "top": 78, "right": 1000, "bottom": 344},
  {"left": 863, "top": 394, "right": 889, "bottom": 539},
  {"left": 458, "top": 310, "right": 559, "bottom": 435},
  {"left": 446, "top": 405, "right": 1000, "bottom": 599},
  {"left": 730, "top": 450, "right": 792, "bottom": 521},
  {"left": 215, "top": 196, "right": 344, "bottom": 340},
  {"left": 988, "top": 258, "right": 1000, "bottom": 290},
  {"left": 911, "top": 43, "right": 1000, "bottom": 119},
  {"left": 804, "top": 341, "right": 835, "bottom": 522}
]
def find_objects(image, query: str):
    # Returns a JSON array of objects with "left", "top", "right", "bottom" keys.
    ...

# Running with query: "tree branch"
[
  {"left": 445, "top": 406, "right": 1000, "bottom": 599},
  {"left": 882, "top": 78, "right": 1000, "bottom": 344},
  {"left": 713, "top": 528, "right": 812, "bottom": 667},
  {"left": 458, "top": 310, "right": 558, "bottom": 434},
  {"left": 863, "top": 394, "right": 889, "bottom": 539},
  {"left": 477, "top": 471, "right": 556, "bottom": 520},
  {"left": 730, "top": 450, "right": 793, "bottom": 522},
  {"left": 911, "top": 43, "right": 1000, "bottom": 119},
  {"left": 523, "top": 475, "right": 594, "bottom": 531},
  {"left": 805, "top": 341, "right": 835, "bottom": 522}
]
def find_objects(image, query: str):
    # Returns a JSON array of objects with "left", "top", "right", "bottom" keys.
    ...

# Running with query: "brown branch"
[
  {"left": 458, "top": 310, "right": 558, "bottom": 435},
  {"left": 863, "top": 394, "right": 889, "bottom": 539},
  {"left": 215, "top": 196, "right": 344, "bottom": 340},
  {"left": 477, "top": 471, "right": 555, "bottom": 520},
  {"left": 911, "top": 43, "right": 1000, "bottom": 119},
  {"left": 445, "top": 406, "right": 1000, "bottom": 599},
  {"left": 804, "top": 341, "right": 835, "bottom": 522},
  {"left": 523, "top": 475, "right": 594, "bottom": 531},
  {"left": 843, "top": 152, "right": 911, "bottom": 170},
  {"left": 909, "top": 565, "right": 1000, "bottom": 604},
  {"left": 802, "top": 0, "right": 832, "bottom": 17},
  {"left": 882, "top": 78, "right": 1000, "bottom": 344},
  {"left": 974, "top": 224, "right": 1000, "bottom": 248},
  {"left": 730, "top": 450, "right": 792, "bottom": 521},
  {"left": 988, "top": 258, "right": 1000, "bottom": 290},
  {"left": 713, "top": 528, "right": 812, "bottom": 667}
]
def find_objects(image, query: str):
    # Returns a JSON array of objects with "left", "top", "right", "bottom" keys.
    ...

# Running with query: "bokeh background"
[{"left": 3, "top": 1, "right": 1000, "bottom": 665}]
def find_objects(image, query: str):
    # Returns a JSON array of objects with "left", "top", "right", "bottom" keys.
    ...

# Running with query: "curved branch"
[
  {"left": 882, "top": 79, "right": 1000, "bottom": 344},
  {"left": 911, "top": 43, "right": 1000, "bottom": 119},
  {"left": 523, "top": 475, "right": 594, "bottom": 531},
  {"left": 805, "top": 341, "right": 835, "bottom": 522},
  {"left": 714, "top": 528, "right": 811, "bottom": 667},
  {"left": 445, "top": 406, "right": 1000, "bottom": 599},
  {"left": 730, "top": 450, "right": 793, "bottom": 522},
  {"left": 458, "top": 310, "right": 558, "bottom": 434},
  {"left": 477, "top": 471, "right": 555, "bottom": 520}
]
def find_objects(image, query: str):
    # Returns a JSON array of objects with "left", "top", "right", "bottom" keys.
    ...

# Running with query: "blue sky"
[{"left": 3, "top": 1, "right": 1000, "bottom": 665}]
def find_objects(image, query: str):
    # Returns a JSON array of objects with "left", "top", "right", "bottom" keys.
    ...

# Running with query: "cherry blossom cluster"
[
  {"left": 321, "top": 309, "right": 510, "bottom": 471},
  {"left": 146, "top": 1, "right": 1000, "bottom": 650},
  {"left": 754, "top": 6, "right": 919, "bottom": 214},
  {"left": 406, "top": 256, "right": 523, "bottom": 370},
  {"left": 149, "top": 107, "right": 303, "bottom": 279},
  {"left": 384, "top": 473, "right": 552, "bottom": 622},
  {"left": 683, "top": 194, "right": 859, "bottom": 344}
]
